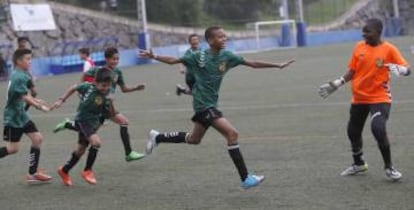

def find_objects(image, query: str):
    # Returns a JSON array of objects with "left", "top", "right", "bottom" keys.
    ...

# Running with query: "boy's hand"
[
  {"left": 51, "top": 99, "right": 64, "bottom": 110},
  {"left": 138, "top": 49, "right": 156, "bottom": 59},
  {"left": 280, "top": 59, "right": 295, "bottom": 69},
  {"left": 135, "top": 84, "right": 146, "bottom": 91}
]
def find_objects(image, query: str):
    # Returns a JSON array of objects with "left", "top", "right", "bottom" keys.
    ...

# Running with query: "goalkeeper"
[{"left": 318, "top": 18, "right": 410, "bottom": 181}]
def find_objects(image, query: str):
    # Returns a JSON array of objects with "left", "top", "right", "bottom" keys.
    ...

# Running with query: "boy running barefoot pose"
[
  {"left": 0, "top": 49, "right": 52, "bottom": 184},
  {"left": 140, "top": 26, "right": 294, "bottom": 189},
  {"left": 54, "top": 68, "right": 113, "bottom": 186}
]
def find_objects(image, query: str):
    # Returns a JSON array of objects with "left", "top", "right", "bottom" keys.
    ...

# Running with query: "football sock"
[
  {"left": 84, "top": 146, "right": 99, "bottom": 171},
  {"left": 352, "top": 149, "right": 365, "bottom": 165},
  {"left": 29, "top": 147, "right": 40, "bottom": 175},
  {"left": 120, "top": 125, "right": 132, "bottom": 155},
  {"left": 228, "top": 145, "right": 248, "bottom": 181},
  {"left": 155, "top": 132, "right": 187, "bottom": 144},
  {"left": 379, "top": 145, "right": 392, "bottom": 169},
  {"left": 64, "top": 121, "right": 78, "bottom": 131},
  {"left": 63, "top": 152, "right": 81, "bottom": 173},
  {"left": 0, "top": 147, "right": 8, "bottom": 158}
]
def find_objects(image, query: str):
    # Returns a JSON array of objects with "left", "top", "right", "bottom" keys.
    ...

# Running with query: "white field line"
[{"left": 31, "top": 100, "right": 414, "bottom": 119}]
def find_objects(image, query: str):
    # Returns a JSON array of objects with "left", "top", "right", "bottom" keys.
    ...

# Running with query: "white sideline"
[{"left": 31, "top": 100, "right": 414, "bottom": 118}]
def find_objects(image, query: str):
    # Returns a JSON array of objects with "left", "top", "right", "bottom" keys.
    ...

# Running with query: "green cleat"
[
  {"left": 125, "top": 151, "right": 145, "bottom": 162},
  {"left": 53, "top": 118, "right": 71, "bottom": 133}
]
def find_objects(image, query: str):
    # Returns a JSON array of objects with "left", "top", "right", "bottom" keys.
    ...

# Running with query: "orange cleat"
[
  {"left": 26, "top": 170, "right": 53, "bottom": 184},
  {"left": 57, "top": 166, "right": 72, "bottom": 186},
  {"left": 81, "top": 170, "right": 97, "bottom": 185}
]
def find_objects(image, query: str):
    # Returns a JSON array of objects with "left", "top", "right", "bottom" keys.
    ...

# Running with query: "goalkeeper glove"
[
  {"left": 318, "top": 77, "right": 345, "bottom": 99},
  {"left": 386, "top": 63, "right": 410, "bottom": 77}
]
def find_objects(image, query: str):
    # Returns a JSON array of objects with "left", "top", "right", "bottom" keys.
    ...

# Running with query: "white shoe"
[
  {"left": 146, "top": 130, "right": 160, "bottom": 155},
  {"left": 385, "top": 167, "right": 402, "bottom": 181},
  {"left": 340, "top": 163, "right": 368, "bottom": 176}
]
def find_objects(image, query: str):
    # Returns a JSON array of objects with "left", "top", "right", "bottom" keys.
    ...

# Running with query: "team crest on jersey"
[
  {"left": 112, "top": 75, "right": 118, "bottom": 83},
  {"left": 376, "top": 58, "right": 384, "bottom": 68},
  {"left": 219, "top": 62, "right": 227, "bottom": 73},
  {"left": 94, "top": 96, "right": 103, "bottom": 106}
]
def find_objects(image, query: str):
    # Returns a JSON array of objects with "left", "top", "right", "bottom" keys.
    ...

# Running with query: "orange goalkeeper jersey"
[{"left": 348, "top": 41, "right": 408, "bottom": 104}]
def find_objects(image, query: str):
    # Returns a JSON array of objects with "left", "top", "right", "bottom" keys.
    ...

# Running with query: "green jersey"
[
  {"left": 75, "top": 83, "right": 109, "bottom": 128},
  {"left": 3, "top": 69, "right": 31, "bottom": 128},
  {"left": 180, "top": 49, "right": 245, "bottom": 112},
  {"left": 85, "top": 67, "right": 125, "bottom": 94}
]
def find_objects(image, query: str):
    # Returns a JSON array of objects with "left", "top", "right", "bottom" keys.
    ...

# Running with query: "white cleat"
[
  {"left": 385, "top": 167, "right": 402, "bottom": 181},
  {"left": 340, "top": 163, "right": 368, "bottom": 176},
  {"left": 146, "top": 129, "right": 160, "bottom": 155}
]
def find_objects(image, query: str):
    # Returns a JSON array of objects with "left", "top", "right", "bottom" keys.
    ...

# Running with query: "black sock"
[
  {"left": 0, "top": 147, "right": 8, "bottom": 158},
  {"left": 155, "top": 132, "right": 187, "bottom": 144},
  {"left": 63, "top": 152, "right": 81, "bottom": 173},
  {"left": 379, "top": 145, "right": 392, "bottom": 169},
  {"left": 228, "top": 145, "right": 248, "bottom": 181},
  {"left": 84, "top": 146, "right": 99, "bottom": 171},
  {"left": 65, "top": 121, "right": 78, "bottom": 131},
  {"left": 29, "top": 147, "right": 40, "bottom": 175},
  {"left": 120, "top": 126, "right": 132, "bottom": 155},
  {"left": 352, "top": 150, "right": 365, "bottom": 165}
]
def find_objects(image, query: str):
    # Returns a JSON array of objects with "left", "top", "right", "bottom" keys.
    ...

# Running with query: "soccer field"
[{"left": 1, "top": 37, "right": 414, "bottom": 210}]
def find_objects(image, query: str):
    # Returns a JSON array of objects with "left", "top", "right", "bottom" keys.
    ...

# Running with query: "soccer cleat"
[
  {"left": 340, "top": 163, "right": 368, "bottom": 176},
  {"left": 26, "top": 171, "right": 53, "bottom": 184},
  {"left": 241, "top": 174, "right": 265, "bottom": 189},
  {"left": 176, "top": 84, "right": 186, "bottom": 96},
  {"left": 146, "top": 129, "right": 160, "bottom": 155},
  {"left": 57, "top": 166, "right": 72, "bottom": 186},
  {"left": 53, "top": 118, "right": 71, "bottom": 133},
  {"left": 125, "top": 151, "right": 145, "bottom": 162},
  {"left": 81, "top": 170, "right": 97, "bottom": 185},
  {"left": 385, "top": 167, "right": 402, "bottom": 181}
]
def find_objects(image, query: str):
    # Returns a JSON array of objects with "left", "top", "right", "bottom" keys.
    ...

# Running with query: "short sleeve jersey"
[
  {"left": 74, "top": 83, "right": 109, "bottom": 128},
  {"left": 348, "top": 41, "right": 408, "bottom": 104},
  {"left": 85, "top": 67, "right": 125, "bottom": 94},
  {"left": 3, "top": 69, "right": 31, "bottom": 128},
  {"left": 180, "top": 49, "right": 245, "bottom": 112}
]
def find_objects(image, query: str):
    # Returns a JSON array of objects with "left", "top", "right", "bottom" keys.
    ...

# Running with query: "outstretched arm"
[
  {"left": 22, "top": 94, "right": 50, "bottom": 112},
  {"left": 139, "top": 49, "right": 182, "bottom": 65},
  {"left": 52, "top": 84, "right": 78, "bottom": 109},
  {"left": 243, "top": 59, "right": 295, "bottom": 69},
  {"left": 120, "top": 84, "right": 146, "bottom": 93},
  {"left": 318, "top": 70, "right": 354, "bottom": 99}
]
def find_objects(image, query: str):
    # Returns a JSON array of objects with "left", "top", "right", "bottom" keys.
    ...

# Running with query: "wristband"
[{"left": 331, "top": 77, "right": 345, "bottom": 87}]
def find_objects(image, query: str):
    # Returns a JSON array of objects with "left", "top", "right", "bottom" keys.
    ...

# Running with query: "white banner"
[{"left": 10, "top": 4, "right": 56, "bottom": 31}]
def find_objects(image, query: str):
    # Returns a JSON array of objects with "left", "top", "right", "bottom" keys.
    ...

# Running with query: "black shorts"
[
  {"left": 191, "top": 107, "right": 223, "bottom": 129},
  {"left": 3, "top": 121, "right": 39, "bottom": 142},
  {"left": 76, "top": 121, "right": 98, "bottom": 146}
]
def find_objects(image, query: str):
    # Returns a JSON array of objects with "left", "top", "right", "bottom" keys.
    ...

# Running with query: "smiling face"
[
  {"left": 207, "top": 28, "right": 227, "bottom": 50},
  {"left": 106, "top": 53, "right": 119, "bottom": 69}
]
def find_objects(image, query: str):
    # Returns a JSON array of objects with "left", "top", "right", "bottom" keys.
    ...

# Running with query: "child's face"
[
  {"left": 18, "top": 40, "right": 28, "bottom": 49},
  {"left": 189, "top": 36, "right": 199, "bottom": 49},
  {"left": 106, "top": 53, "right": 120, "bottom": 69},
  {"left": 208, "top": 29, "right": 227, "bottom": 50},
  {"left": 95, "top": 81, "right": 111, "bottom": 94},
  {"left": 79, "top": 53, "right": 88, "bottom": 60},
  {"left": 16, "top": 54, "right": 32, "bottom": 71}
]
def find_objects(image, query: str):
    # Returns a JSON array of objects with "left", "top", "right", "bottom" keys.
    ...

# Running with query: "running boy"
[
  {"left": 0, "top": 49, "right": 52, "bottom": 184},
  {"left": 176, "top": 34, "right": 200, "bottom": 96},
  {"left": 54, "top": 47, "right": 146, "bottom": 162},
  {"left": 318, "top": 18, "right": 410, "bottom": 181},
  {"left": 53, "top": 68, "right": 113, "bottom": 186},
  {"left": 17, "top": 37, "right": 37, "bottom": 111},
  {"left": 140, "top": 26, "right": 294, "bottom": 189}
]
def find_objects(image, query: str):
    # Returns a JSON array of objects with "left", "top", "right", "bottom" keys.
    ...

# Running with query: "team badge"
[
  {"left": 376, "top": 58, "right": 384, "bottom": 68},
  {"left": 94, "top": 96, "right": 103, "bottom": 106},
  {"left": 219, "top": 62, "right": 227, "bottom": 73}
]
